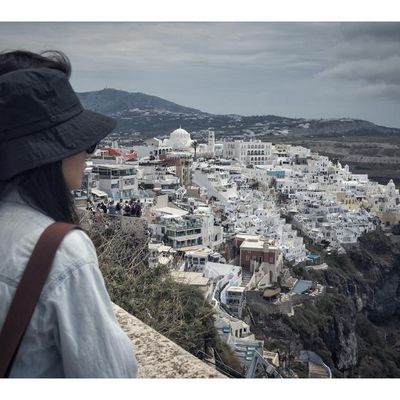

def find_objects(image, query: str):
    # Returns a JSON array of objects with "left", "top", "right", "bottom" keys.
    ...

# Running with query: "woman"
[{"left": 0, "top": 50, "right": 137, "bottom": 378}]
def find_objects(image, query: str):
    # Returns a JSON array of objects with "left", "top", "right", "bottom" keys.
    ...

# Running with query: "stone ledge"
[{"left": 113, "top": 304, "right": 225, "bottom": 378}]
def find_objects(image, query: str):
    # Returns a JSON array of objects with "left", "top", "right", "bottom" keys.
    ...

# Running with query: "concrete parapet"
[{"left": 113, "top": 304, "right": 225, "bottom": 378}]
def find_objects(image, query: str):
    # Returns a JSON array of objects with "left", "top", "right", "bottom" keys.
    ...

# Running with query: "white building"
[
  {"left": 192, "top": 165, "right": 238, "bottom": 209},
  {"left": 193, "top": 206, "right": 224, "bottom": 250},
  {"left": 204, "top": 260, "right": 245, "bottom": 317},
  {"left": 150, "top": 215, "right": 204, "bottom": 250},
  {"left": 144, "top": 137, "right": 173, "bottom": 158},
  {"left": 138, "top": 161, "right": 180, "bottom": 193},
  {"left": 184, "top": 249, "right": 226, "bottom": 272},
  {"left": 91, "top": 164, "right": 138, "bottom": 200},
  {"left": 222, "top": 140, "right": 273, "bottom": 166},
  {"left": 148, "top": 243, "right": 176, "bottom": 269},
  {"left": 214, "top": 311, "right": 264, "bottom": 367}
]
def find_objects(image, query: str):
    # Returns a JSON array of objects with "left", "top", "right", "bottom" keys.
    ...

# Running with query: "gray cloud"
[
  {"left": 356, "top": 82, "right": 400, "bottom": 101},
  {"left": 1, "top": 22, "right": 400, "bottom": 127},
  {"left": 311, "top": 23, "right": 400, "bottom": 105},
  {"left": 318, "top": 56, "right": 400, "bottom": 85},
  {"left": 340, "top": 22, "right": 400, "bottom": 41}
]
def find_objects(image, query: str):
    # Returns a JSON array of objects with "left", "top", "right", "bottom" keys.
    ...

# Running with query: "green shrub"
[{"left": 85, "top": 217, "right": 219, "bottom": 358}]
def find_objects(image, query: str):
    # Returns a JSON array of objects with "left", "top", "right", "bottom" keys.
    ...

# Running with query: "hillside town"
[{"left": 75, "top": 127, "right": 400, "bottom": 378}]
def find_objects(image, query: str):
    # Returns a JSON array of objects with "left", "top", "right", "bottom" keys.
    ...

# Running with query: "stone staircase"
[
  {"left": 298, "top": 350, "right": 332, "bottom": 379},
  {"left": 241, "top": 270, "right": 253, "bottom": 287},
  {"left": 308, "top": 361, "right": 331, "bottom": 378}
]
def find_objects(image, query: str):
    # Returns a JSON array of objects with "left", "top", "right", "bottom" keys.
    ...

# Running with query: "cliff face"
[
  {"left": 245, "top": 230, "right": 400, "bottom": 377},
  {"left": 321, "top": 311, "right": 358, "bottom": 371},
  {"left": 350, "top": 234, "right": 400, "bottom": 320}
]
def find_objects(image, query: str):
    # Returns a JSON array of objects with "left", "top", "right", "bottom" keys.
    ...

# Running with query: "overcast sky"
[{"left": 1, "top": 22, "right": 400, "bottom": 128}]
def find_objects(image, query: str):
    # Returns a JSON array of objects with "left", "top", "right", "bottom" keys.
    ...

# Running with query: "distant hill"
[
  {"left": 78, "top": 88, "right": 202, "bottom": 115},
  {"left": 77, "top": 89, "right": 400, "bottom": 139}
]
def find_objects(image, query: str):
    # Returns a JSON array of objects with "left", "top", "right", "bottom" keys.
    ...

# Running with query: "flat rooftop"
[
  {"left": 170, "top": 271, "right": 210, "bottom": 286},
  {"left": 205, "top": 262, "right": 241, "bottom": 277},
  {"left": 91, "top": 188, "right": 108, "bottom": 197},
  {"left": 235, "top": 234, "right": 261, "bottom": 241},
  {"left": 185, "top": 247, "right": 212, "bottom": 257},
  {"left": 154, "top": 207, "right": 188, "bottom": 217},
  {"left": 92, "top": 163, "right": 137, "bottom": 171},
  {"left": 149, "top": 243, "right": 175, "bottom": 253},
  {"left": 177, "top": 245, "right": 205, "bottom": 252},
  {"left": 240, "top": 240, "right": 264, "bottom": 250}
]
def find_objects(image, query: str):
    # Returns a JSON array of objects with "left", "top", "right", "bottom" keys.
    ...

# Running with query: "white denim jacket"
[{"left": 0, "top": 191, "right": 138, "bottom": 378}]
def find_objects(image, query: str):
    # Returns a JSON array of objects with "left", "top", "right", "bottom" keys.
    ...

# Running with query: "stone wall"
[{"left": 113, "top": 304, "right": 225, "bottom": 378}]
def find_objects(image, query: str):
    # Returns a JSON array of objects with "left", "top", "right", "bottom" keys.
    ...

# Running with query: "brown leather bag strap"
[{"left": 0, "top": 222, "right": 81, "bottom": 378}]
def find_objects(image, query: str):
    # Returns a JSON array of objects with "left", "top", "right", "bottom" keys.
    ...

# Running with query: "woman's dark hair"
[
  {"left": 0, "top": 49, "right": 71, "bottom": 77},
  {"left": 0, "top": 50, "right": 78, "bottom": 224},
  {"left": 10, "top": 163, "right": 79, "bottom": 224}
]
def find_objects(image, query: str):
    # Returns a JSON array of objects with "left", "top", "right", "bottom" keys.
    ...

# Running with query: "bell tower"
[{"left": 208, "top": 130, "right": 215, "bottom": 156}]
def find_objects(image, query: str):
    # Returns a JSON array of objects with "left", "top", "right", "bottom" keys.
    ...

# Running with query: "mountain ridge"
[
  {"left": 77, "top": 88, "right": 400, "bottom": 138},
  {"left": 78, "top": 88, "right": 203, "bottom": 115}
]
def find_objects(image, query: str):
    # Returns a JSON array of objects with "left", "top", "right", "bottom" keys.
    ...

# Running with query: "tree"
[{"left": 191, "top": 140, "right": 199, "bottom": 160}]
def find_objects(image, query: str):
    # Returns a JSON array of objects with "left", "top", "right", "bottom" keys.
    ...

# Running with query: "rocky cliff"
[{"left": 245, "top": 229, "right": 400, "bottom": 377}]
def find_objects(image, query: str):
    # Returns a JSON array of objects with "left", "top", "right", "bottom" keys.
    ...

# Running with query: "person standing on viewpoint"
[{"left": 0, "top": 50, "right": 137, "bottom": 378}]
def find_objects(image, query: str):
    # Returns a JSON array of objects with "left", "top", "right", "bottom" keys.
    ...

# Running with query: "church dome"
[
  {"left": 387, "top": 179, "right": 395, "bottom": 187},
  {"left": 167, "top": 127, "right": 192, "bottom": 150}
]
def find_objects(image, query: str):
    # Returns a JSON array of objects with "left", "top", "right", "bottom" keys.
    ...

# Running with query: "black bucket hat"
[{"left": 0, "top": 67, "right": 116, "bottom": 180}]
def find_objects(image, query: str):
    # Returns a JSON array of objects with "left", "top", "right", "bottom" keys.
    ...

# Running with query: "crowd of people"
[{"left": 87, "top": 198, "right": 142, "bottom": 217}]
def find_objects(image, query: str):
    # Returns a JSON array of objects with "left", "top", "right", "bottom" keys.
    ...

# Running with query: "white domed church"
[{"left": 164, "top": 127, "right": 193, "bottom": 150}]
